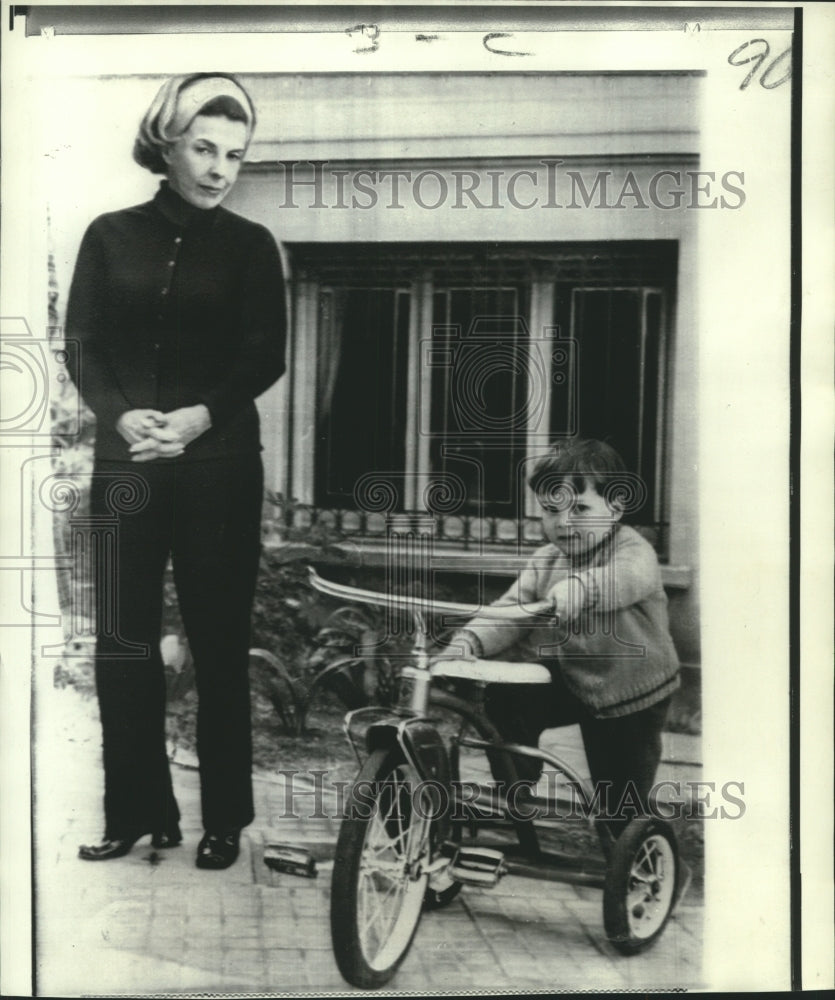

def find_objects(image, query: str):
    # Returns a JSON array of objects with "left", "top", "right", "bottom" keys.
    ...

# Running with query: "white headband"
[{"left": 168, "top": 76, "right": 254, "bottom": 137}]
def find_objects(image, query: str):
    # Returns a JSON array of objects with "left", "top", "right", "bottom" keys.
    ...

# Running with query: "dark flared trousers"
[{"left": 89, "top": 454, "right": 263, "bottom": 838}]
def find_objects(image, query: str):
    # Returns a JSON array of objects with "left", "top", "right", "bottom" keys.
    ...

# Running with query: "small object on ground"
[{"left": 264, "top": 842, "right": 318, "bottom": 878}]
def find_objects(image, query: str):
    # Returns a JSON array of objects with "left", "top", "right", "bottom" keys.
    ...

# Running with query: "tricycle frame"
[{"left": 309, "top": 568, "right": 682, "bottom": 989}]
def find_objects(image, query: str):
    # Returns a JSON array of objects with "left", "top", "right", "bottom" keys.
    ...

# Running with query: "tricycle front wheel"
[
  {"left": 330, "top": 747, "right": 432, "bottom": 988},
  {"left": 603, "top": 817, "right": 679, "bottom": 954}
]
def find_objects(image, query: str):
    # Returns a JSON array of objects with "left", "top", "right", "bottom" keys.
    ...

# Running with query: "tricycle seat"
[{"left": 430, "top": 658, "right": 552, "bottom": 685}]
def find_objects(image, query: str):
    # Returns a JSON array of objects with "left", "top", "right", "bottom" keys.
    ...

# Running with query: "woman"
[{"left": 66, "top": 74, "right": 286, "bottom": 869}]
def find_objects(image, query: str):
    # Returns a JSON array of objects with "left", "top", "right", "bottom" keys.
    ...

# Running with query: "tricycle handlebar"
[{"left": 307, "top": 567, "right": 554, "bottom": 623}]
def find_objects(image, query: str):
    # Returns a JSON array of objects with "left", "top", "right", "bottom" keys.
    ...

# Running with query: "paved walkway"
[{"left": 34, "top": 687, "right": 704, "bottom": 996}]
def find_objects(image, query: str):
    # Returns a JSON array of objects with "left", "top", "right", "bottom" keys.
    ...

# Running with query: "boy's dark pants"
[
  {"left": 484, "top": 668, "right": 671, "bottom": 838},
  {"left": 89, "top": 455, "right": 263, "bottom": 839}
]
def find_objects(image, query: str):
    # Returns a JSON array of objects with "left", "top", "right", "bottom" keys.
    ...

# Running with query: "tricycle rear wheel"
[{"left": 603, "top": 817, "right": 679, "bottom": 954}]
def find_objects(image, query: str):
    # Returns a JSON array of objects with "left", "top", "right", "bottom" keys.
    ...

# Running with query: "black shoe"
[
  {"left": 79, "top": 823, "right": 182, "bottom": 861},
  {"left": 151, "top": 825, "right": 183, "bottom": 849},
  {"left": 195, "top": 830, "right": 241, "bottom": 870}
]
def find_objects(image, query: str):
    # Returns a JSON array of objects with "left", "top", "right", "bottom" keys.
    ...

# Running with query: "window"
[
  {"left": 429, "top": 288, "right": 528, "bottom": 518},
  {"left": 555, "top": 285, "right": 668, "bottom": 530},
  {"left": 315, "top": 287, "right": 410, "bottom": 507},
  {"left": 288, "top": 241, "right": 677, "bottom": 555}
]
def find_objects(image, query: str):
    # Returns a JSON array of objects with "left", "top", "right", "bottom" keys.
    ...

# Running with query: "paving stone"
[
  {"left": 223, "top": 938, "right": 264, "bottom": 952},
  {"left": 223, "top": 917, "right": 264, "bottom": 944},
  {"left": 223, "top": 897, "right": 261, "bottom": 916},
  {"left": 36, "top": 687, "right": 704, "bottom": 994}
]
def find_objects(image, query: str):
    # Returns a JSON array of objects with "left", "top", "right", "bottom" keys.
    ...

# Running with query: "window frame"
[{"left": 285, "top": 240, "right": 677, "bottom": 561}]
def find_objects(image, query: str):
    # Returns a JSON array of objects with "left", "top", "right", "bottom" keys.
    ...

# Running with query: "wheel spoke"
[
  {"left": 346, "top": 757, "right": 432, "bottom": 975},
  {"left": 620, "top": 833, "right": 677, "bottom": 940},
  {"left": 636, "top": 842, "right": 655, "bottom": 873},
  {"left": 402, "top": 793, "right": 421, "bottom": 862},
  {"left": 395, "top": 783, "right": 406, "bottom": 855},
  {"left": 359, "top": 829, "right": 407, "bottom": 945},
  {"left": 360, "top": 873, "right": 404, "bottom": 951},
  {"left": 373, "top": 774, "right": 413, "bottom": 857}
]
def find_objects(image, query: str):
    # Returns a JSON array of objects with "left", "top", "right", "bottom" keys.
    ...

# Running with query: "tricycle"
[{"left": 308, "top": 568, "right": 685, "bottom": 990}]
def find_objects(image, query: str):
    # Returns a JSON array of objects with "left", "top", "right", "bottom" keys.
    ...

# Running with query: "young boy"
[{"left": 449, "top": 438, "right": 680, "bottom": 835}]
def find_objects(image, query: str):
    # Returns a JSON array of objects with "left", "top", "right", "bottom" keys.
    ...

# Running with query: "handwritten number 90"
[{"left": 728, "top": 39, "right": 792, "bottom": 90}]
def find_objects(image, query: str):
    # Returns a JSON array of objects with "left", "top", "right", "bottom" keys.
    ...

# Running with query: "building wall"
[
  {"left": 46, "top": 70, "right": 702, "bottom": 665},
  {"left": 225, "top": 71, "right": 703, "bottom": 665}
]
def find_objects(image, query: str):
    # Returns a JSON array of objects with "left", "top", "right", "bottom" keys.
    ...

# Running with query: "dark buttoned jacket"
[{"left": 66, "top": 182, "right": 287, "bottom": 461}]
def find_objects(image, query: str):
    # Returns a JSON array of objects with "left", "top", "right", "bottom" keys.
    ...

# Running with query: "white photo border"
[{"left": 1, "top": 2, "right": 831, "bottom": 995}]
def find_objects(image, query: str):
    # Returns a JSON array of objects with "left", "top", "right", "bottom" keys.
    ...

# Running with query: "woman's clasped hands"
[{"left": 117, "top": 405, "right": 212, "bottom": 461}]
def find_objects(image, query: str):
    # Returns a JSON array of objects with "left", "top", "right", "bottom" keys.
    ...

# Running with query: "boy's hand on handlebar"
[
  {"left": 548, "top": 577, "right": 587, "bottom": 621},
  {"left": 432, "top": 633, "right": 479, "bottom": 662}
]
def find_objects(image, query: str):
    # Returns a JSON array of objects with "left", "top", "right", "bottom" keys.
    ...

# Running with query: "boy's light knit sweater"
[{"left": 451, "top": 525, "right": 680, "bottom": 718}]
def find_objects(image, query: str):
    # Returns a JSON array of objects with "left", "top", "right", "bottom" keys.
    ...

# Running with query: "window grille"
[{"left": 288, "top": 240, "right": 677, "bottom": 556}]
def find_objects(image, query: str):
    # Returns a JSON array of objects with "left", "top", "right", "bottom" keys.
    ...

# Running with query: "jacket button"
[
  {"left": 153, "top": 343, "right": 160, "bottom": 351},
  {"left": 161, "top": 288, "right": 168, "bottom": 296},
  {"left": 168, "top": 260, "right": 175, "bottom": 267},
  {"left": 174, "top": 237, "right": 182, "bottom": 244}
]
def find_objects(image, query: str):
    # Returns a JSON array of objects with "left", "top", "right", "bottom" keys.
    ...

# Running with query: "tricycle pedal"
[{"left": 448, "top": 846, "right": 507, "bottom": 887}]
